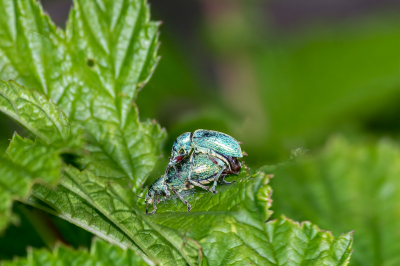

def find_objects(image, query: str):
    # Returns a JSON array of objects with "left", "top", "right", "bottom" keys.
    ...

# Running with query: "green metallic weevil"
[
  {"left": 167, "top": 129, "right": 246, "bottom": 182},
  {"left": 145, "top": 154, "right": 234, "bottom": 215}
]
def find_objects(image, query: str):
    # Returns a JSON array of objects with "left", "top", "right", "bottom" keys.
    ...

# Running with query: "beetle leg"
[
  {"left": 147, "top": 195, "right": 157, "bottom": 215},
  {"left": 210, "top": 166, "right": 225, "bottom": 193},
  {"left": 220, "top": 174, "right": 235, "bottom": 185},
  {"left": 212, "top": 152, "right": 232, "bottom": 172},
  {"left": 151, "top": 200, "right": 157, "bottom": 214},
  {"left": 188, "top": 179, "right": 216, "bottom": 194},
  {"left": 211, "top": 180, "right": 218, "bottom": 193},
  {"left": 173, "top": 164, "right": 182, "bottom": 180},
  {"left": 164, "top": 184, "right": 170, "bottom": 198},
  {"left": 157, "top": 195, "right": 161, "bottom": 204},
  {"left": 187, "top": 151, "right": 195, "bottom": 181},
  {"left": 172, "top": 189, "right": 191, "bottom": 212}
]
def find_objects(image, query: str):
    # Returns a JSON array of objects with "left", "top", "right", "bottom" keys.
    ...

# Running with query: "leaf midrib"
[
  {"left": 21, "top": 196, "right": 131, "bottom": 251},
  {"left": 61, "top": 170, "right": 157, "bottom": 263}
]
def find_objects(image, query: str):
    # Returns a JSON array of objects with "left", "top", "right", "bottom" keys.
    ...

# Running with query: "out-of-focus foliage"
[
  {"left": 270, "top": 136, "right": 400, "bottom": 266},
  {"left": 254, "top": 14, "right": 400, "bottom": 157}
]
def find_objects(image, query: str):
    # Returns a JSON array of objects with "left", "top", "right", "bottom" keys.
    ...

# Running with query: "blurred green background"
[{"left": 1, "top": 0, "right": 399, "bottom": 264}]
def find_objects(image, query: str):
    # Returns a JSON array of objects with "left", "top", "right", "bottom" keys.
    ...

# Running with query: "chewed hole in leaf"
[{"left": 86, "top": 58, "right": 95, "bottom": 68}]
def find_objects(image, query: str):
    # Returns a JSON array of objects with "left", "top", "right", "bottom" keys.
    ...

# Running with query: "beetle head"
[
  {"left": 171, "top": 132, "right": 192, "bottom": 162},
  {"left": 145, "top": 189, "right": 155, "bottom": 204},
  {"left": 145, "top": 176, "right": 168, "bottom": 204}
]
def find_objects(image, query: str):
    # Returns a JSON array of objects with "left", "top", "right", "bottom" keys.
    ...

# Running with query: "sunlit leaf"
[
  {"left": 0, "top": 0, "right": 166, "bottom": 188},
  {"left": 0, "top": 80, "right": 70, "bottom": 143},
  {"left": 0, "top": 134, "right": 61, "bottom": 232},
  {"left": 25, "top": 166, "right": 203, "bottom": 265},
  {"left": 0, "top": 0, "right": 65, "bottom": 100}
]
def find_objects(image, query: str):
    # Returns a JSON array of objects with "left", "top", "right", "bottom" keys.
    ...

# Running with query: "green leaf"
[
  {"left": 1, "top": 238, "right": 148, "bottom": 266},
  {"left": 146, "top": 171, "right": 352, "bottom": 265},
  {"left": 79, "top": 107, "right": 166, "bottom": 189},
  {"left": 0, "top": 134, "right": 61, "bottom": 232},
  {"left": 0, "top": 0, "right": 65, "bottom": 100},
  {"left": 0, "top": 0, "right": 165, "bottom": 188},
  {"left": 59, "top": 0, "right": 164, "bottom": 187},
  {"left": 0, "top": 80, "right": 70, "bottom": 143},
  {"left": 25, "top": 166, "right": 204, "bottom": 265},
  {"left": 270, "top": 136, "right": 400, "bottom": 266},
  {"left": 21, "top": 166, "right": 353, "bottom": 265}
]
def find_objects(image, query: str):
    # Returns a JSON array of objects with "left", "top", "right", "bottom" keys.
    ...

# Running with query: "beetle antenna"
[{"left": 136, "top": 195, "right": 145, "bottom": 199}]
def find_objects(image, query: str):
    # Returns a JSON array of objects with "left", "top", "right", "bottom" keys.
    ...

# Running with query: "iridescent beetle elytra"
[
  {"left": 167, "top": 129, "right": 246, "bottom": 185},
  {"left": 145, "top": 153, "right": 235, "bottom": 215}
]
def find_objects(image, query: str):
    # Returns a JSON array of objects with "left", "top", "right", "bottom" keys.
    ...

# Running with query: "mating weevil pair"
[{"left": 145, "top": 129, "right": 247, "bottom": 215}]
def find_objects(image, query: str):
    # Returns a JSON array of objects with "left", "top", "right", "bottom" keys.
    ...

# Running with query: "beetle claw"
[{"left": 242, "top": 151, "right": 248, "bottom": 156}]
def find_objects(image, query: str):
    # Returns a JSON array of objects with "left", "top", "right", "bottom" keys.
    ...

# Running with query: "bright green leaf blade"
[
  {"left": 147, "top": 171, "right": 352, "bottom": 265},
  {"left": 0, "top": 80, "right": 70, "bottom": 143},
  {"left": 270, "top": 136, "right": 400, "bottom": 266},
  {"left": 0, "top": 134, "right": 61, "bottom": 232},
  {"left": 62, "top": 0, "right": 160, "bottom": 116},
  {"left": 55, "top": 0, "right": 164, "bottom": 187},
  {"left": 1, "top": 238, "right": 148, "bottom": 266},
  {"left": 24, "top": 166, "right": 203, "bottom": 265},
  {"left": 28, "top": 185, "right": 141, "bottom": 252},
  {"left": 78, "top": 107, "right": 166, "bottom": 189},
  {"left": 0, "top": 0, "right": 66, "bottom": 100},
  {"left": 59, "top": 165, "right": 203, "bottom": 265},
  {"left": 0, "top": 0, "right": 165, "bottom": 187}
]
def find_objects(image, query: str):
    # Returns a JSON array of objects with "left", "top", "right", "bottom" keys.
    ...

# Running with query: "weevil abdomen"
[{"left": 192, "top": 129, "right": 243, "bottom": 158}]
